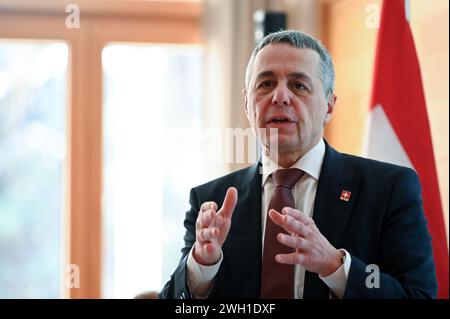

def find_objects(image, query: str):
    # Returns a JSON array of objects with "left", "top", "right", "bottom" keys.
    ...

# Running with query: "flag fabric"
[{"left": 365, "top": 0, "right": 449, "bottom": 298}]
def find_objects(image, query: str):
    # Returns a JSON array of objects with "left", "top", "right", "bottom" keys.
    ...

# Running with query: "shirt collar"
[{"left": 261, "top": 138, "right": 325, "bottom": 186}]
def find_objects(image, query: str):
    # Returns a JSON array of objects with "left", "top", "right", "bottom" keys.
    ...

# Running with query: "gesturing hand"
[
  {"left": 269, "top": 207, "right": 343, "bottom": 277},
  {"left": 192, "top": 187, "right": 238, "bottom": 266}
]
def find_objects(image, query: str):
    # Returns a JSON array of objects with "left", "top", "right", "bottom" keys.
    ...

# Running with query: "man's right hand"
[{"left": 192, "top": 187, "right": 238, "bottom": 266}]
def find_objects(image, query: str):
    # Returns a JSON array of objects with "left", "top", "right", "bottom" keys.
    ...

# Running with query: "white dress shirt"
[{"left": 187, "top": 139, "right": 351, "bottom": 298}]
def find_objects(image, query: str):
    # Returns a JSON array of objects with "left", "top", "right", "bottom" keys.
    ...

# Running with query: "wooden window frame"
[{"left": 0, "top": 0, "right": 202, "bottom": 298}]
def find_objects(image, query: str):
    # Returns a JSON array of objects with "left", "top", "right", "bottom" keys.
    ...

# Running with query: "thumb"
[{"left": 219, "top": 187, "right": 238, "bottom": 220}]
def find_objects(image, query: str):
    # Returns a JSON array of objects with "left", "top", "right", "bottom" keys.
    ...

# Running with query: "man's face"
[{"left": 244, "top": 43, "right": 336, "bottom": 157}]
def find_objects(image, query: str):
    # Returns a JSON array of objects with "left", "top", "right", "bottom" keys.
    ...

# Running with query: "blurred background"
[{"left": 0, "top": 0, "right": 448, "bottom": 298}]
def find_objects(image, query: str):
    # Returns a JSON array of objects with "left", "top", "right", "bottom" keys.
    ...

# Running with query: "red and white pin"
[{"left": 340, "top": 190, "right": 351, "bottom": 202}]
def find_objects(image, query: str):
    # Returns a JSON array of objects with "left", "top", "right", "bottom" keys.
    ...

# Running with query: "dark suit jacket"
[{"left": 159, "top": 141, "right": 437, "bottom": 299}]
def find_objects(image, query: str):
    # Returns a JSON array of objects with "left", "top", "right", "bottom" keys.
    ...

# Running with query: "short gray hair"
[{"left": 245, "top": 30, "right": 335, "bottom": 98}]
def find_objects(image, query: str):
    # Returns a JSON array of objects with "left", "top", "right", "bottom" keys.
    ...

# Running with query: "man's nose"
[{"left": 272, "top": 84, "right": 291, "bottom": 106}]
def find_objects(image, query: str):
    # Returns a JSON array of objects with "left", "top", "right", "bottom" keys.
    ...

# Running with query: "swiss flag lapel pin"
[{"left": 340, "top": 190, "right": 351, "bottom": 202}]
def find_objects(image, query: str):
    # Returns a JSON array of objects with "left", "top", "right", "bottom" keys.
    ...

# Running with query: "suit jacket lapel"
[
  {"left": 303, "top": 141, "right": 360, "bottom": 299},
  {"left": 223, "top": 162, "right": 262, "bottom": 298}
]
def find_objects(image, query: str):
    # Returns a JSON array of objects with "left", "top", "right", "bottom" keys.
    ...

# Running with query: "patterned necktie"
[{"left": 261, "top": 168, "right": 304, "bottom": 299}]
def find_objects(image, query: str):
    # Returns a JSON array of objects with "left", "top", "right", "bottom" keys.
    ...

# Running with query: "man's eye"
[
  {"left": 293, "top": 82, "right": 307, "bottom": 91},
  {"left": 259, "top": 81, "right": 273, "bottom": 89}
]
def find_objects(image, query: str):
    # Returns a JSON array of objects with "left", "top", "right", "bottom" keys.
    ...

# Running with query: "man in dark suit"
[{"left": 159, "top": 30, "right": 437, "bottom": 299}]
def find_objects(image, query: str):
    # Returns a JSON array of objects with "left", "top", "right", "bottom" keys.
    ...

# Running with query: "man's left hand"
[{"left": 268, "top": 207, "right": 343, "bottom": 277}]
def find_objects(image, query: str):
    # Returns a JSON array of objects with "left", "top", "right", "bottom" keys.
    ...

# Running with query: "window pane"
[
  {"left": 102, "top": 44, "right": 204, "bottom": 298},
  {"left": 0, "top": 41, "right": 68, "bottom": 298}
]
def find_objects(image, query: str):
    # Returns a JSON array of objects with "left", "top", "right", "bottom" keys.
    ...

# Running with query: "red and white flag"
[{"left": 365, "top": 0, "right": 448, "bottom": 298}]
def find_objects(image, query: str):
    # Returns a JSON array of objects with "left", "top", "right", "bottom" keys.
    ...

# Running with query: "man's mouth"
[
  {"left": 266, "top": 116, "right": 297, "bottom": 124},
  {"left": 269, "top": 118, "right": 290, "bottom": 123}
]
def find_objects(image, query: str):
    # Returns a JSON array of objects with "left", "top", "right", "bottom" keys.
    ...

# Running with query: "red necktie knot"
[{"left": 272, "top": 168, "right": 304, "bottom": 189}]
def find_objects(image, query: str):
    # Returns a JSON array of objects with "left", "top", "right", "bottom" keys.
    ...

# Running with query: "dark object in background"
[{"left": 253, "top": 11, "right": 287, "bottom": 46}]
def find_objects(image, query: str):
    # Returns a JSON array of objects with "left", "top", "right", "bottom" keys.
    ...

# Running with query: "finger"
[
  {"left": 282, "top": 207, "right": 313, "bottom": 226},
  {"left": 275, "top": 252, "right": 305, "bottom": 265},
  {"left": 195, "top": 228, "right": 220, "bottom": 244},
  {"left": 198, "top": 209, "right": 216, "bottom": 228},
  {"left": 196, "top": 209, "right": 211, "bottom": 229},
  {"left": 200, "top": 201, "right": 218, "bottom": 212},
  {"left": 218, "top": 187, "right": 238, "bottom": 220},
  {"left": 198, "top": 227, "right": 220, "bottom": 242},
  {"left": 269, "top": 209, "right": 306, "bottom": 237},
  {"left": 281, "top": 207, "right": 302, "bottom": 220},
  {"left": 277, "top": 233, "right": 308, "bottom": 250},
  {"left": 201, "top": 210, "right": 225, "bottom": 229}
]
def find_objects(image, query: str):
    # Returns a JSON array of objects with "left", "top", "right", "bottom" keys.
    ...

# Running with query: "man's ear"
[
  {"left": 243, "top": 88, "right": 249, "bottom": 116},
  {"left": 324, "top": 93, "right": 337, "bottom": 124}
]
